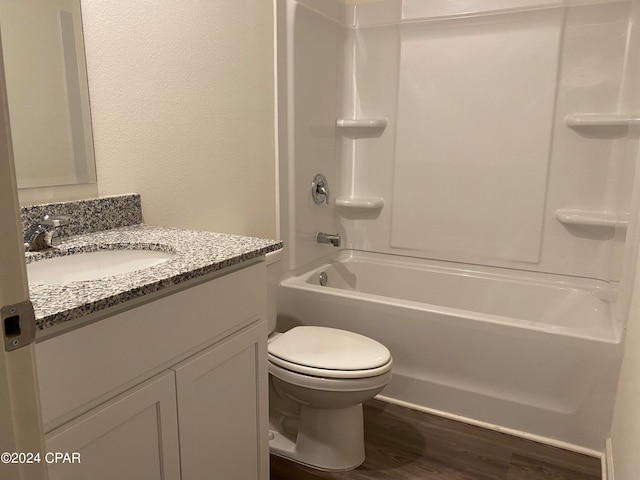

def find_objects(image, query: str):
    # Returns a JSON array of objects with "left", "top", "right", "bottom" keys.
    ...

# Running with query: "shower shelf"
[
  {"left": 335, "top": 196, "right": 384, "bottom": 210},
  {"left": 336, "top": 118, "right": 388, "bottom": 139},
  {"left": 555, "top": 209, "right": 629, "bottom": 229},
  {"left": 565, "top": 113, "right": 640, "bottom": 129}
]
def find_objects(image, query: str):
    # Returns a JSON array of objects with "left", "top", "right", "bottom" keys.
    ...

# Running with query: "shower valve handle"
[{"left": 312, "top": 174, "right": 330, "bottom": 205}]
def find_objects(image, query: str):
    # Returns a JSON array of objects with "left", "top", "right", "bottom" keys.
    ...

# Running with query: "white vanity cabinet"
[
  {"left": 45, "top": 371, "right": 181, "bottom": 480},
  {"left": 173, "top": 321, "right": 268, "bottom": 480},
  {"left": 35, "top": 261, "right": 269, "bottom": 480}
]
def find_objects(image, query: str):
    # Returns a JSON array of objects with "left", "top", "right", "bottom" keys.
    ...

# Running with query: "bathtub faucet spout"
[{"left": 316, "top": 232, "right": 341, "bottom": 247}]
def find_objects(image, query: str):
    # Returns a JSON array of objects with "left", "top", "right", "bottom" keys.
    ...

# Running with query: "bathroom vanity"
[
  {"left": 37, "top": 263, "right": 268, "bottom": 480},
  {"left": 23, "top": 195, "right": 281, "bottom": 480}
]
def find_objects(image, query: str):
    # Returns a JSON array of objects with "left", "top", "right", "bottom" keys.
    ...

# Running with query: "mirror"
[{"left": 0, "top": 0, "right": 96, "bottom": 189}]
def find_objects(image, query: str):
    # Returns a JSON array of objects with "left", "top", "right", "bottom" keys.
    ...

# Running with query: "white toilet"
[{"left": 265, "top": 252, "right": 393, "bottom": 471}]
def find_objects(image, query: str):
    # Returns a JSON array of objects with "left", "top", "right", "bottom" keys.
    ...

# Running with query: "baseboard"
[{"left": 603, "top": 437, "right": 614, "bottom": 480}]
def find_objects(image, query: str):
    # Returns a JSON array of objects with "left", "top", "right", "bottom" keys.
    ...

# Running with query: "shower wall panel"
[
  {"left": 279, "top": 0, "right": 638, "bottom": 286},
  {"left": 336, "top": 0, "right": 636, "bottom": 282},
  {"left": 390, "top": 10, "right": 562, "bottom": 263},
  {"left": 278, "top": 0, "right": 344, "bottom": 270}
]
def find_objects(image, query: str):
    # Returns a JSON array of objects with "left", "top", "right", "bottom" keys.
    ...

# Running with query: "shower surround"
[{"left": 276, "top": 0, "right": 640, "bottom": 452}]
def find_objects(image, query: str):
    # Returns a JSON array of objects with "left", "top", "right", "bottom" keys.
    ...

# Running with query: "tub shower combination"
[{"left": 277, "top": 0, "right": 639, "bottom": 454}]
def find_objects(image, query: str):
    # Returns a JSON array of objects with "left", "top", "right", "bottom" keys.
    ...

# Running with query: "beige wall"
[{"left": 81, "top": 0, "right": 277, "bottom": 239}]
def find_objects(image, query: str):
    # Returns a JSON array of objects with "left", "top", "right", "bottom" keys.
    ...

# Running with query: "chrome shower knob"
[{"left": 312, "top": 174, "right": 330, "bottom": 205}]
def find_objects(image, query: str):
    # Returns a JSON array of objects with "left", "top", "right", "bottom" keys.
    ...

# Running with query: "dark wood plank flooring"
[{"left": 270, "top": 399, "right": 601, "bottom": 480}]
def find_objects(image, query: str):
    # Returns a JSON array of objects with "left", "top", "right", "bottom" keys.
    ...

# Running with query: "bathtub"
[{"left": 277, "top": 250, "right": 622, "bottom": 452}]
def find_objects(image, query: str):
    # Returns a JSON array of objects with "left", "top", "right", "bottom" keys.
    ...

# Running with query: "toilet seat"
[{"left": 268, "top": 326, "right": 392, "bottom": 379}]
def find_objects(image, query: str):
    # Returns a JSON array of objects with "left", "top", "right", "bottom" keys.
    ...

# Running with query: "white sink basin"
[{"left": 27, "top": 249, "right": 175, "bottom": 285}]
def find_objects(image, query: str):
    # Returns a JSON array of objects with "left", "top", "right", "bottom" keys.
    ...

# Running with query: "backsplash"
[{"left": 21, "top": 194, "right": 143, "bottom": 242}]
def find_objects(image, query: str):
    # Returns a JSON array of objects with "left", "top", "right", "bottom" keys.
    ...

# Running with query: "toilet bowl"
[{"left": 267, "top": 325, "right": 392, "bottom": 471}]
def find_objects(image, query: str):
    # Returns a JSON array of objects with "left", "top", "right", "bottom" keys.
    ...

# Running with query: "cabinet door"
[
  {"left": 173, "top": 320, "right": 268, "bottom": 480},
  {"left": 45, "top": 371, "right": 180, "bottom": 480}
]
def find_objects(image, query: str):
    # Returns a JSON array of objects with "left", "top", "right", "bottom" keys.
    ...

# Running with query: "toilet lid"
[{"left": 268, "top": 326, "right": 391, "bottom": 375}]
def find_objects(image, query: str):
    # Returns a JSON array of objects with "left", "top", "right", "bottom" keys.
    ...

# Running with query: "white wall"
[
  {"left": 610, "top": 284, "right": 640, "bottom": 477},
  {"left": 81, "top": 0, "right": 277, "bottom": 239},
  {"left": 606, "top": 0, "right": 640, "bottom": 475},
  {"left": 609, "top": 203, "right": 640, "bottom": 477}
]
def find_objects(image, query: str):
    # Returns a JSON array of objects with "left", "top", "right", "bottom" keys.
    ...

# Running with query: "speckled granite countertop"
[{"left": 27, "top": 224, "right": 282, "bottom": 332}]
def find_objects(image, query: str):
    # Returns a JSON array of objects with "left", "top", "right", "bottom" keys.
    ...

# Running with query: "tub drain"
[{"left": 319, "top": 271, "right": 328, "bottom": 286}]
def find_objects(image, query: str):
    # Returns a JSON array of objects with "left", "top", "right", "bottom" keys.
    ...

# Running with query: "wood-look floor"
[{"left": 270, "top": 399, "right": 601, "bottom": 480}]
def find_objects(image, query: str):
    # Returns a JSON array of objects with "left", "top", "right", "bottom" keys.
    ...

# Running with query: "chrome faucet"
[
  {"left": 316, "top": 232, "right": 341, "bottom": 247},
  {"left": 24, "top": 215, "right": 69, "bottom": 252}
]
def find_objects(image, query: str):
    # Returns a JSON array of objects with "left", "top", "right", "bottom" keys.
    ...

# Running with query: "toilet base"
[{"left": 269, "top": 403, "right": 365, "bottom": 471}]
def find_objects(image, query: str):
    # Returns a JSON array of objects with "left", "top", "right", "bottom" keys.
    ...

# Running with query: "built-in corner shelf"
[
  {"left": 335, "top": 196, "right": 384, "bottom": 210},
  {"left": 555, "top": 209, "right": 629, "bottom": 229},
  {"left": 336, "top": 118, "right": 388, "bottom": 139},
  {"left": 565, "top": 113, "right": 640, "bottom": 131}
]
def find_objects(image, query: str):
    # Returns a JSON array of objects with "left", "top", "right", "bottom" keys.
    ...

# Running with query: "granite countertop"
[{"left": 27, "top": 224, "right": 283, "bottom": 331}]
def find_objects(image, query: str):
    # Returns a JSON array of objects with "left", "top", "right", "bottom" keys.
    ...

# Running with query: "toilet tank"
[{"left": 265, "top": 249, "right": 283, "bottom": 334}]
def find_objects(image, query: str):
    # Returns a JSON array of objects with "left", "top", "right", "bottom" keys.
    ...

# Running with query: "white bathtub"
[{"left": 277, "top": 250, "right": 622, "bottom": 452}]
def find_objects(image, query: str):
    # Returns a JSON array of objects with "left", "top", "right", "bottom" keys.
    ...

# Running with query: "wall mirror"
[{"left": 0, "top": 0, "right": 96, "bottom": 189}]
